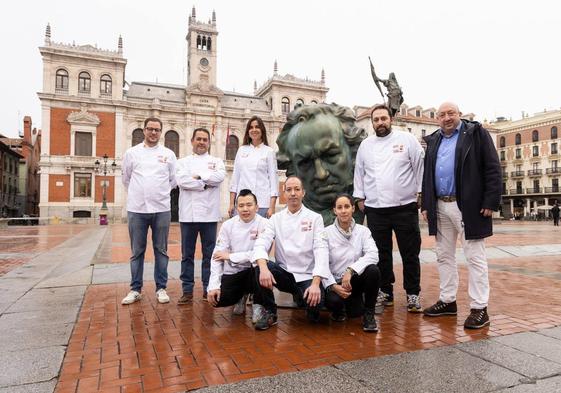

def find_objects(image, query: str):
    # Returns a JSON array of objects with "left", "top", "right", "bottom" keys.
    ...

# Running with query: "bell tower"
[{"left": 186, "top": 6, "right": 218, "bottom": 90}]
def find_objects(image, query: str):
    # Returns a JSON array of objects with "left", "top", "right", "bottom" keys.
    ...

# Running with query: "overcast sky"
[{"left": 2, "top": 0, "right": 560, "bottom": 137}]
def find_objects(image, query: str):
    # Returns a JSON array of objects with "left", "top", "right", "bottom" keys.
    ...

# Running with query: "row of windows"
[
  {"left": 281, "top": 97, "right": 319, "bottom": 114},
  {"left": 500, "top": 143, "right": 558, "bottom": 161},
  {"left": 196, "top": 35, "right": 212, "bottom": 51},
  {"left": 499, "top": 126, "right": 558, "bottom": 147},
  {"left": 55, "top": 69, "right": 112, "bottom": 95}
]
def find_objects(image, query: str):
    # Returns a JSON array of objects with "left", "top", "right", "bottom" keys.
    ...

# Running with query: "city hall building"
[{"left": 37, "top": 7, "right": 328, "bottom": 221}]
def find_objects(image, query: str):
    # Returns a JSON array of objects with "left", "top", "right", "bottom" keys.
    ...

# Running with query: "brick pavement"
[{"left": 2, "top": 222, "right": 561, "bottom": 392}]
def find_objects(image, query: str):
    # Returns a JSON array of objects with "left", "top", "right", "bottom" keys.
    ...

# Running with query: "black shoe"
[
  {"left": 464, "top": 307, "right": 490, "bottom": 329},
  {"left": 177, "top": 292, "right": 193, "bottom": 305},
  {"left": 330, "top": 311, "right": 346, "bottom": 322},
  {"left": 423, "top": 300, "right": 457, "bottom": 317},
  {"left": 306, "top": 308, "right": 321, "bottom": 323},
  {"left": 255, "top": 310, "right": 278, "bottom": 331},
  {"left": 362, "top": 309, "right": 378, "bottom": 332}
]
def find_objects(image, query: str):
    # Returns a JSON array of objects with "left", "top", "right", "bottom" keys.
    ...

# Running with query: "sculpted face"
[{"left": 285, "top": 113, "right": 352, "bottom": 210}]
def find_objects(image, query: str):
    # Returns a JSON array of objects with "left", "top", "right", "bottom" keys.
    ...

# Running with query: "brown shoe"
[
  {"left": 464, "top": 307, "right": 490, "bottom": 329},
  {"left": 177, "top": 293, "right": 193, "bottom": 305}
]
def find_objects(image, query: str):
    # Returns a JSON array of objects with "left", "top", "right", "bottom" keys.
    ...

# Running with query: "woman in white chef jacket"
[
  {"left": 228, "top": 116, "right": 278, "bottom": 218},
  {"left": 324, "top": 194, "right": 381, "bottom": 332}
]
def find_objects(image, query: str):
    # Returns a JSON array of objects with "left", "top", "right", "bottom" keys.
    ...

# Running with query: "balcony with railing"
[
  {"left": 544, "top": 187, "right": 561, "bottom": 193},
  {"left": 509, "top": 188, "right": 525, "bottom": 195},
  {"left": 527, "top": 169, "right": 543, "bottom": 177},
  {"left": 526, "top": 187, "right": 542, "bottom": 194},
  {"left": 511, "top": 171, "right": 525, "bottom": 179},
  {"left": 546, "top": 167, "right": 561, "bottom": 175},
  {"left": 502, "top": 172, "right": 508, "bottom": 180}
]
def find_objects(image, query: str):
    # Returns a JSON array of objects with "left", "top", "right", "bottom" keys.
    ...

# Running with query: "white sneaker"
[
  {"left": 122, "top": 290, "right": 141, "bottom": 305},
  {"left": 233, "top": 294, "right": 248, "bottom": 315},
  {"left": 156, "top": 289, "right": 170, "bottom": 304},
  {"left": 252, "top": 304, "right": 264, "bottom": 324}
]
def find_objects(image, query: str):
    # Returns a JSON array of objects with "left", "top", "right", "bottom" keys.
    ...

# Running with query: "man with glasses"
[
  {"left": 121, "top": 117, "right": 177, "bottom": 305},
  {"left": 176, "top": 128, "right": 226, "bottom": 303},
  {"left": 421, "top": 102, "right": 501, "bottom": 329}
]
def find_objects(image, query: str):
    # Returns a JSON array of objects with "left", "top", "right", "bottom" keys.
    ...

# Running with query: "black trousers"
[
  {"left": 554, "top": 216, "right": 560, "bottom": 226},
  {"left": 365, "top": 202, "right": 421, "bottom": 296},
  {"left": 254, "top": 261, "right": 325, "bottom": 314},
  {"left": 325, "top": 264, "right": 380, "bottom": 317},
  {"left": 215, "top": 268, "right": 255, "bottom": 307}
]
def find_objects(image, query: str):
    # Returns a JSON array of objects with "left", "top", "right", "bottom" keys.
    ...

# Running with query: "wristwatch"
[{"left": 346, "top": 267, "right": 357, "bottom": 276}]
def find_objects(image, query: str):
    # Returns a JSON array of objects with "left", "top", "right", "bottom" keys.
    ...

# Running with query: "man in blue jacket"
[{"left": 421, "top": 102, "right": 501, "bottom": 329}]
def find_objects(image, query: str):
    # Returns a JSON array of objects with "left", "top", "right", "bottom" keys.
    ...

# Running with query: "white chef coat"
[
  {"left": 252, "top": 206, "right": 330, "bottom": 282},
  {"left": 122, "top": 143, "right": 177, "bottom": 213},
  {"left": 207, "top": 214, "right": 268, "bottom": 291},
  {"left": 353, "top": 130, "right": 424, "bottom": 208},
  {"left": 176, "top": 153, "right": 226, "bottom": 222},
  {"left": 230, "top": 144, "right": 279, "bottom": 209},
  {"left": 323, "top": 223, "right": 379, "bottom": 288}
]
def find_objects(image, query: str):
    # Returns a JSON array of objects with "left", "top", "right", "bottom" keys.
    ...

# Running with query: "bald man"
[{"left": 421, "top": 102, "right": 501, "bottom": 329}]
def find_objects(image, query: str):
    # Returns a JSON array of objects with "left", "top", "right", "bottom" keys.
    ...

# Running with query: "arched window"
[
  {"left": 207, "top": 37, "right": 212, "bottom": 51},
  {"left": 55, "top": 69, "right": 68, "bottom": 91},
  {"left": 78, "top": 71, "right": 91, "bottom": 93},
  {"left": 225, "top": 134, "right": 239, "bottom": 161},
  {"left": 532, "top": 130, "right": 539, "bottom": 142},
  {"left": 100, "top": 74, "right": 112, "bottom": 95},
  {"left": 202, "top": 36, "right": 207, "bottom": 50},
  {"left": 295, "top": 98, "right": 304, "bottom": 107},
  {"left": 499, "top": 136, "right": 506, "bottom": 148},
  {"left": 552, "top": 126, "right": 558, "bottom": 139},
  {"left": 281, "top": 97, "right": 290, "bottom": 114},
  {"left": 164, "top": 130, "right": 179, "bottom": 156},
  {"left": 132, "top": 128, "right": 144, "bottom": 146},
  {"left": 515, "top": 133, "right": 521, "bottom": 145},
  {"left": 196, "top": 35, "right": 202, "bottom": 49}
]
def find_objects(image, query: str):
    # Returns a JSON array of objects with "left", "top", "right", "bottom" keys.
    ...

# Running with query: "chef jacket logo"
[
  {"left": 158, "top": 155, "right": 168, "bottom": 163},
  {"left": 250, "top": 229, "right": 259, "bottom": 240},
  {"left": 392, "top": 144, "right": 404, "bottom": 153},
  {"left": 207, "top": 162, "right": 216, "bottom": 170},
  {"left": 300, "top": 220, "right": 312, "bottom": 232}
]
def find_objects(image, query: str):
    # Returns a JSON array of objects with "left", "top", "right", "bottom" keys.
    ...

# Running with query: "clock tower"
[{"left": 186, "top": 6, "right": 218, "bottom": 90}]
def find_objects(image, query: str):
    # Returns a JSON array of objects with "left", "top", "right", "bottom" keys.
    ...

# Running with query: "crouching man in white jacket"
[{"left": 207, "top": 189, "right": 267, "bottom": 319}]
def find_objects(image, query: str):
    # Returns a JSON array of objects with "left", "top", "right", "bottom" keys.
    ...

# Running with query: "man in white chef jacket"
[
  {"left": 176, "top": 128, "right": 226, "bottom": 304},
  {"left": 252, "top": 176, "right": 330, "bottom": 330},
  {"left": 207, "top": 189, "right": 267, "bottom": 316},
  {"left": 354, "top": 104, "right": 424, "bottom": 314},
  {"left": 121, "top": 117, "right": 177, "bottom": 306}
]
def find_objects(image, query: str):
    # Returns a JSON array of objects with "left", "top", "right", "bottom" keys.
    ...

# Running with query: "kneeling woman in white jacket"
[{"left": 324, "top": 194, "right": 381, "bottom": 332}]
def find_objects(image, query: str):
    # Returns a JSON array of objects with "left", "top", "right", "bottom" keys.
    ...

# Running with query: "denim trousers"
[
  {"left": 180, "top": 222, "right": 217, "bottom": 294},
  {"left": 128, "top": 211, "right": 171, "bottom": 292}
]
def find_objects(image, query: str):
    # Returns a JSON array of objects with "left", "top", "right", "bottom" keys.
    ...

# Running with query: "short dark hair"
[
  {"left": 191, "top": 127, "right": 210, "bottom": 141},
  {"left": 370, "top": 104, "right": 392, "bottom": 120},
  {"left": 243, "top": 116, "right": 269, "bottom": 146},
  {"left": 237, "top": 189, "right": 257, "bottom": 204},
  {"left": 333, "top": 193, "right": 354, "bottom": 208},
  {"left": 144, "top": 117, "right": 163, "bottom": 129}
]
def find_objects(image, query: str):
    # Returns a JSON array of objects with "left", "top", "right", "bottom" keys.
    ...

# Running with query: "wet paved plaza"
[{"left": 1, "top": 221, "right": 561, "bottom": 392}]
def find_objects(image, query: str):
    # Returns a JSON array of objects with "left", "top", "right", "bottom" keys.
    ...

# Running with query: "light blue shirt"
[{"left": 435, "top": 124, "right": 461, "bottom": 197}]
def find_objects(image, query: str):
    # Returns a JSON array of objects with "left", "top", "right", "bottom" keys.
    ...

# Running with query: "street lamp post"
[{"left": 94, "top": 154, "right": 116, "bottom": 225}]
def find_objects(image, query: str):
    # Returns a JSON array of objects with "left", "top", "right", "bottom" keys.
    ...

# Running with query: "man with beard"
[{"left": 353, "top": 104, "right": 424, "bottom": 314}]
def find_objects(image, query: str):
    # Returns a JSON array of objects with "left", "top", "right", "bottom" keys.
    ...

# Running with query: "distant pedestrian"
[
  {"left": 551, "top": 202, "right": 560, "bottom": 226},
  {"left": 121, "top": 117, "right": 177, "bottom": 305},
  {"left": 421, "top": 102, "right": 501, "bottom": 329}
]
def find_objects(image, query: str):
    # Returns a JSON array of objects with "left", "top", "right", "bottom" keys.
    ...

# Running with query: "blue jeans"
[
  {"left": 180, "top": 222, "right": 217, "bottom": 294},
  {"left": 128, "top": 211, "right": 171, "bottom": 292}
]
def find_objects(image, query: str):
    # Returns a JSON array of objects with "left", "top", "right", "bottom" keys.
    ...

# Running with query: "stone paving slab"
[
  {"left": 35, "top": 266, "right": 93, "bottom": 288},
  {"left": 494, "top": 376, "right": 561, "bottom": 393},
  {"left": 0, "top": 346, "right": 65, "bottom": 388},
  {"left": 0, "top": 323, "right": 74, "bottom": 351},
  {"left": 538, "top": 326, "right": 561, "bottom": 340},
  {"left": 494, "top": 332, "right": 561, "bottom": 363},
  {"left": 457, "top": 340, "right": 561, "bottom": 379},
  {"left": 336, "top": 346, "right": 524, "bottom": 393},
  {"left": 5, "top": 286, "right": 86, "bottom": 313},
  {"left": 0, "top": 381, "right": 57, "bottom": 393}
]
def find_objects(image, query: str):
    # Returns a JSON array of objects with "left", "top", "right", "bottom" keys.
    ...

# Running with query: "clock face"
[{"left": 200, "top": 58, "right": 209, "bottom": 67}]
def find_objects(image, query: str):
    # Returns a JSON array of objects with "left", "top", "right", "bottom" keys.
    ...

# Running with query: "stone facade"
[
  {"left": 37, "top": 9, "right": 328, "bottom": 222},
  {"left": 493, "top": 110, "right": 561, "bottom": 218}
]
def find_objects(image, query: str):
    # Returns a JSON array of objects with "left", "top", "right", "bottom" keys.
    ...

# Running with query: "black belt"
[{"left": 438, "top": 196, "right": 456, "bottom": 202}]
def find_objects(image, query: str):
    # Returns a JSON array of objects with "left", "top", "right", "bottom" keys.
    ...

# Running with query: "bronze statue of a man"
[
  {"left": 369, "top": 58, "right": 404, "bottom": 117},
  {"left": 277, "top": 103, "right": 367, "bottom": 224}
]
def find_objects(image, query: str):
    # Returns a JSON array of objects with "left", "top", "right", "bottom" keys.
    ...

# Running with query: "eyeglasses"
[{"left": 145, "top": 127, "right": 162, "bottom": 133}]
